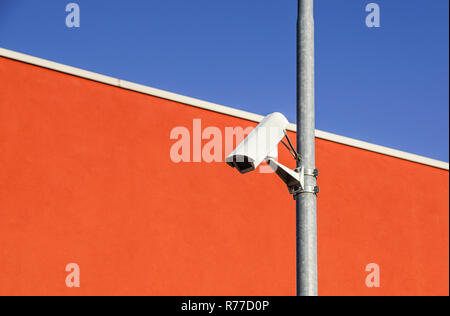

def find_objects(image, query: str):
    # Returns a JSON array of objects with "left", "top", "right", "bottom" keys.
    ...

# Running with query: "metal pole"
[{"left": 296, "top": 0, "right": 318, "bottom": 296}]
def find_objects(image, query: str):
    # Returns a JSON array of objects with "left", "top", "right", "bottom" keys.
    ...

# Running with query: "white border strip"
[{"left": 1, "top": 47, "right": 448, "bottom": 170}]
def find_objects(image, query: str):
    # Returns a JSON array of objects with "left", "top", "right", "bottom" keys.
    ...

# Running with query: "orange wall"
[{"left": 0, "top": 57, "right": 448, "bottom": 296}]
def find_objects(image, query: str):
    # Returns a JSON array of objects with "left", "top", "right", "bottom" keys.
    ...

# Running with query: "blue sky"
[{"left": 0, "top": 0, "right": 448, "bottom": 161}]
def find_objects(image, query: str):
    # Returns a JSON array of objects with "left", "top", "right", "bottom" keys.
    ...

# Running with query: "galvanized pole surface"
[{"left": 296, "top": 0, "right": 318, "bottom": 296}]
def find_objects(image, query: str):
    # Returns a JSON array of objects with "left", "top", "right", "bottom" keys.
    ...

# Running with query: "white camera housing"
[
  {"left": 226, "top": 112, "right": 305, "bottom": 196},
  {"left": 226, "top": 112, "right": 289, "bottom": 174}
]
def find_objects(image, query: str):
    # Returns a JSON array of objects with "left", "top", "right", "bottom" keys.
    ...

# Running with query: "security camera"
[
  {"left": 226, "top": 112, "right": 289, "bottom": 174},
  {"left": 226, "top": 112, "right": 305, "bottom": 196}
]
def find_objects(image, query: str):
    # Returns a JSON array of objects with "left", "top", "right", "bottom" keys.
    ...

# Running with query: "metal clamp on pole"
[
  {"left": 303, "top": 185, "right": 319, "bottom": 194},
  {"left": 291, "top": 168, "right": 319, "bottom": 199},
  {"left": 293, "top": 185, "right": 319, "bottom": 199},
  {"left": 304, "top": 168, "right": 319, "bottom": 178}
]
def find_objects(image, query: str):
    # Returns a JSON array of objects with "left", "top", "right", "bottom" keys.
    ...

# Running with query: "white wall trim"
[{"left": 1, "top": 47, "right": 448, "bottom": 171}]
